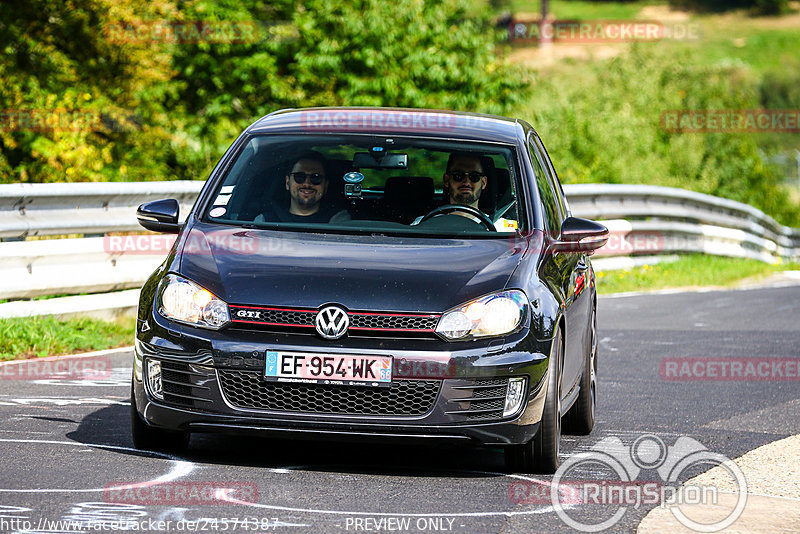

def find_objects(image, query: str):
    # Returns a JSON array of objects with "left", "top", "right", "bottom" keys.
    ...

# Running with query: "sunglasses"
[
  {"left": 448, "top": 170, "right": 484, "bottom": 183},
  {"left": 290, "top": 172, "right": 325, "bottom": 185}
]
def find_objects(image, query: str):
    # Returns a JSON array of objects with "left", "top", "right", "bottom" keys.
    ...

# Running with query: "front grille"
[
  {"left": 349, "top": 313, "right": 438, "bottom": 331},
  {"left": 218, "top": 369, "right": 440, "bottom": 416},
  {"left": 228, "top": 305, "right": 439, "bottom": 336},
  {"left": 158, "top": 361, "right": 213, "bottom": 408},
  {"left": 446, "top": 378, "right": 510, "bottom": 421}
]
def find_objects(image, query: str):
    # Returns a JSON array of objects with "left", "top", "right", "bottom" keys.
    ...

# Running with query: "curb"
[
  {"left": 601, "top": 270, "right": 800, "bottom": 299},
  {"left": 0, "top": 346, "right": 134, "bottom": 366},
  {"left": 637, "top": 434, "right": 800, "bottom": 532}
]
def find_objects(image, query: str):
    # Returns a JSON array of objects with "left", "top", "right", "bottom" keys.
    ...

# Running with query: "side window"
[
  {"left": 531, "top": 135, "right": 568, "bottom": 221},
  {"left": 527, "top": 135, "right": 561, "bottom": 237}
]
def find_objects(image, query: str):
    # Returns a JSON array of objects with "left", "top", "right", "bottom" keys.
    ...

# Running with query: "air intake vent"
[
  {"left": 446, "top": 378, "right": 510, "bottom": 421},
  {"left": 218, "top": 370, "right": 441, "bottom": 416}
]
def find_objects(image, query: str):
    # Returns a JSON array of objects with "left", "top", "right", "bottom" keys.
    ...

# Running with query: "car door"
[{"left": 529, "top": 133, "right": 586, "bottom": 398}]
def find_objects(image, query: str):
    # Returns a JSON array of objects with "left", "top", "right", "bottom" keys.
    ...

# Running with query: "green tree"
[
  {"left": 521, "top": 45, "right": 800, "bottom": 225},
  {"left": 0, "top": 0, "right": 178, "bottom": 182},
  {"left": 168, "top": 0, "right": 530, "bottom": 177}
]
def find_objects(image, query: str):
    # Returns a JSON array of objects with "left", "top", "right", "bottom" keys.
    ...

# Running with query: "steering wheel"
[{"left": 418, "top": 204, "right": 496, "bottom": 231}]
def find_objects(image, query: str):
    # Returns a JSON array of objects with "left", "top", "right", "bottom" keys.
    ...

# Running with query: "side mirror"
[
  {"left": 551, "top": 216, "right": 609, "bottom": 254},
  {"left": 137, "top": 199, "right": 181, "bottom": 233}
]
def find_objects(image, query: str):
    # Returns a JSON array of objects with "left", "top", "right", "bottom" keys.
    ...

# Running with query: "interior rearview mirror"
[{"left": 353, "top": 152, "right": 408, "bottom": 169}]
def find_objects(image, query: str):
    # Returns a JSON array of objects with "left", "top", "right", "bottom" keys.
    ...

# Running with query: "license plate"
[{"left": 264, "top": 351, "right": 392, "bottom": 387}]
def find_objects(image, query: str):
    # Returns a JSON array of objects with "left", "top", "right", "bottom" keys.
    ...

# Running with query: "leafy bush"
[
  {"left": 519, "top": 45, "right": 800, "bottom": 226},
  {"left": 168, "top": 0, "right": 530, "bottom": 175},
  {"left": 0, "top": 0, "right": 179, "bottom": 182},
  {"left": 0, "top": 0, "right": 528, "bottom": 183}
]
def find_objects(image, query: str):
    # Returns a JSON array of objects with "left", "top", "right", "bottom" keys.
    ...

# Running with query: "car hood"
[{"left": 178, "top": 224, "right": 529, "bottom": 312}]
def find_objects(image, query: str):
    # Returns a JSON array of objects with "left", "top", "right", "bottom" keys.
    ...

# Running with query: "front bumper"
[{"left": 133, "top": 316, "right": 553, "bottom": 447}]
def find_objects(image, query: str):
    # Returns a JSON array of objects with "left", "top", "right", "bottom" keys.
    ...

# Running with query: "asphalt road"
[{"left": 1, "top": 285, "right": 799, "bottom": 533}]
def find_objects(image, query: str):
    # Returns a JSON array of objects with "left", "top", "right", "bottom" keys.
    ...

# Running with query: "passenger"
[{"left": 259, "top": 151, "right": 348, "bottom": 223}]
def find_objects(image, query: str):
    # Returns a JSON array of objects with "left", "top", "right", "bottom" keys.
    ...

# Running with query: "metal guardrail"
[
  {"left": 1, "top": 181, "right": 799, "bottom": 317},
  {"left": 0, "top": 181, "right": 201, "bottom": 238},
  {"left": 565, "top": 184, "right": 800, "bottom": 262}
]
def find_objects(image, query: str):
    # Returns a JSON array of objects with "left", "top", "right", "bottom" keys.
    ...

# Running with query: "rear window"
[{"left": 204, "top": 134, "right": 525, "bottom": 237}]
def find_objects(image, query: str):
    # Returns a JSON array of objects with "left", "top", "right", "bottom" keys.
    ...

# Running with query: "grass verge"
[
  {"left": 509, "top": 0, "right": 653, "bottom": 19},
  {"left": 0, "top": 316, "right": 135, "bottom": 361},
  {"left": 596, "top": 254, "right": 800, "bottom": 294}
]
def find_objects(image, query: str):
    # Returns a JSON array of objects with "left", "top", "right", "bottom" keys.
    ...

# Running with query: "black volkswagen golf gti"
[{"left": 132, "top": 107, "right": 608, "bottom": 473}]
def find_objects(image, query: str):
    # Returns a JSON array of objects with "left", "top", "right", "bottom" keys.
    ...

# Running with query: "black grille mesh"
[
  {"left": 350, "top": 314, "right": 438, "bottom": 330},
  {"left": 261, "top": 310, "right": 314, "bottom": 326},
  {"left": 218, "top": 370, "right": 440, "bottom": 416},
  {"left": 229, "top": 306, "right": 438, "bottom": 333}
]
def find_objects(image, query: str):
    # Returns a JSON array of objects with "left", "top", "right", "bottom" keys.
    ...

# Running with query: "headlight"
[
  {"left": 158, "top": 274, "right": 230, "bottom": 329},
  {"left": 436, "top": 290, "right": 528, "bottom": 341}
]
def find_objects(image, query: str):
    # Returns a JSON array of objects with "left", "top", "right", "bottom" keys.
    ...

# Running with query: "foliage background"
[
  {"left": 0, "top": 0, "right": 527, "bottom": 182},
  {"left": 1, "top": 0, "right": 799, "bottom": 225}
]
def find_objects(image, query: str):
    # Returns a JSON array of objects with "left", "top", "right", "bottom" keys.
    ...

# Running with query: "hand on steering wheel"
[{"left": 418, "top": 204, "right": 496, "bottom": 231}]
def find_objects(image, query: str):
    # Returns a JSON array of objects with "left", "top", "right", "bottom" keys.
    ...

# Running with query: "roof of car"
[{"left": 248, "top": 107, "right": 529, "bottom": 144}]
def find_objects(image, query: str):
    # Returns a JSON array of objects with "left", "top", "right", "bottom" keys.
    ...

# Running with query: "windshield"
[{"left": 203, "top": 134, "right": 525, "bottom": 237}]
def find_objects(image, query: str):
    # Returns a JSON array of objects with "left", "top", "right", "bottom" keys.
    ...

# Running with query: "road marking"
[
  {"left": 599, "top": 337, "right": 618, "bottom": 352},
  {"left": 0, "top": 439, "right": 194, "bottom": 493},
  {"left": 214, "top": 470, "right": 569, "bottom": 518},
  {"left": 0, "top": 397, "right": 129, "bottom": 406},
  {"left": 31, "top": 368, "right": 131, "bottom": 388}
]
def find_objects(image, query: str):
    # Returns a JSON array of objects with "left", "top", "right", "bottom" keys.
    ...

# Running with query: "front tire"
[
  {"left": 130, "top": 384, "right": 189, "bottom": 452},
  {"left": 505, "top": 328, "right": 562, "bottom": 474}
]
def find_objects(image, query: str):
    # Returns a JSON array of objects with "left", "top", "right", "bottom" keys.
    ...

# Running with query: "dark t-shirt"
[{"left": 265, "top": 202, "right": 342, "bottom": 224}]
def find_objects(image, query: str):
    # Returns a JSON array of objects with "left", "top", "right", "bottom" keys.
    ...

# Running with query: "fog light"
[
  {"left": 146, "top": 360, "right": 163, "bottom": 400},
  {"left": 503, "top": 377, "right": 527, "bottom": 417}
]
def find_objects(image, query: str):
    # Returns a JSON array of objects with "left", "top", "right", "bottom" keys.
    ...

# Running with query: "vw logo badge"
[{"left": 315, "top": 305, "right": 349, "bottom": 340}]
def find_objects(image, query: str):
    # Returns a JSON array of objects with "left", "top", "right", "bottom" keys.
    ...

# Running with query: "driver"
[
  {"left": 410, "top": 153, "right": 490, "bottom": 227},
  {"left": 443, "top": 153, "right": 488, "bottom": 209}
]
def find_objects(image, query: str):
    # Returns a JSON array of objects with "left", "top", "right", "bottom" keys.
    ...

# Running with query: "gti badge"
[
  {"left": 315, "top": 305, "right": 349, "bottom": 340},
  {"left": 236, "top": 310, "right": 261, "bottom": 319}
]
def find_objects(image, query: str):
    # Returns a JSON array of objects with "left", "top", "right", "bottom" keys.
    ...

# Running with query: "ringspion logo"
[{"left": 538, "top": 434, "right": 747, "bottom": 532}]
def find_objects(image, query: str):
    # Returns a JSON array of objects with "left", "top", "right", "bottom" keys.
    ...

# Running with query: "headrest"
[{"left": 384, "top": 176, "right": 434, "bottom": 206}]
